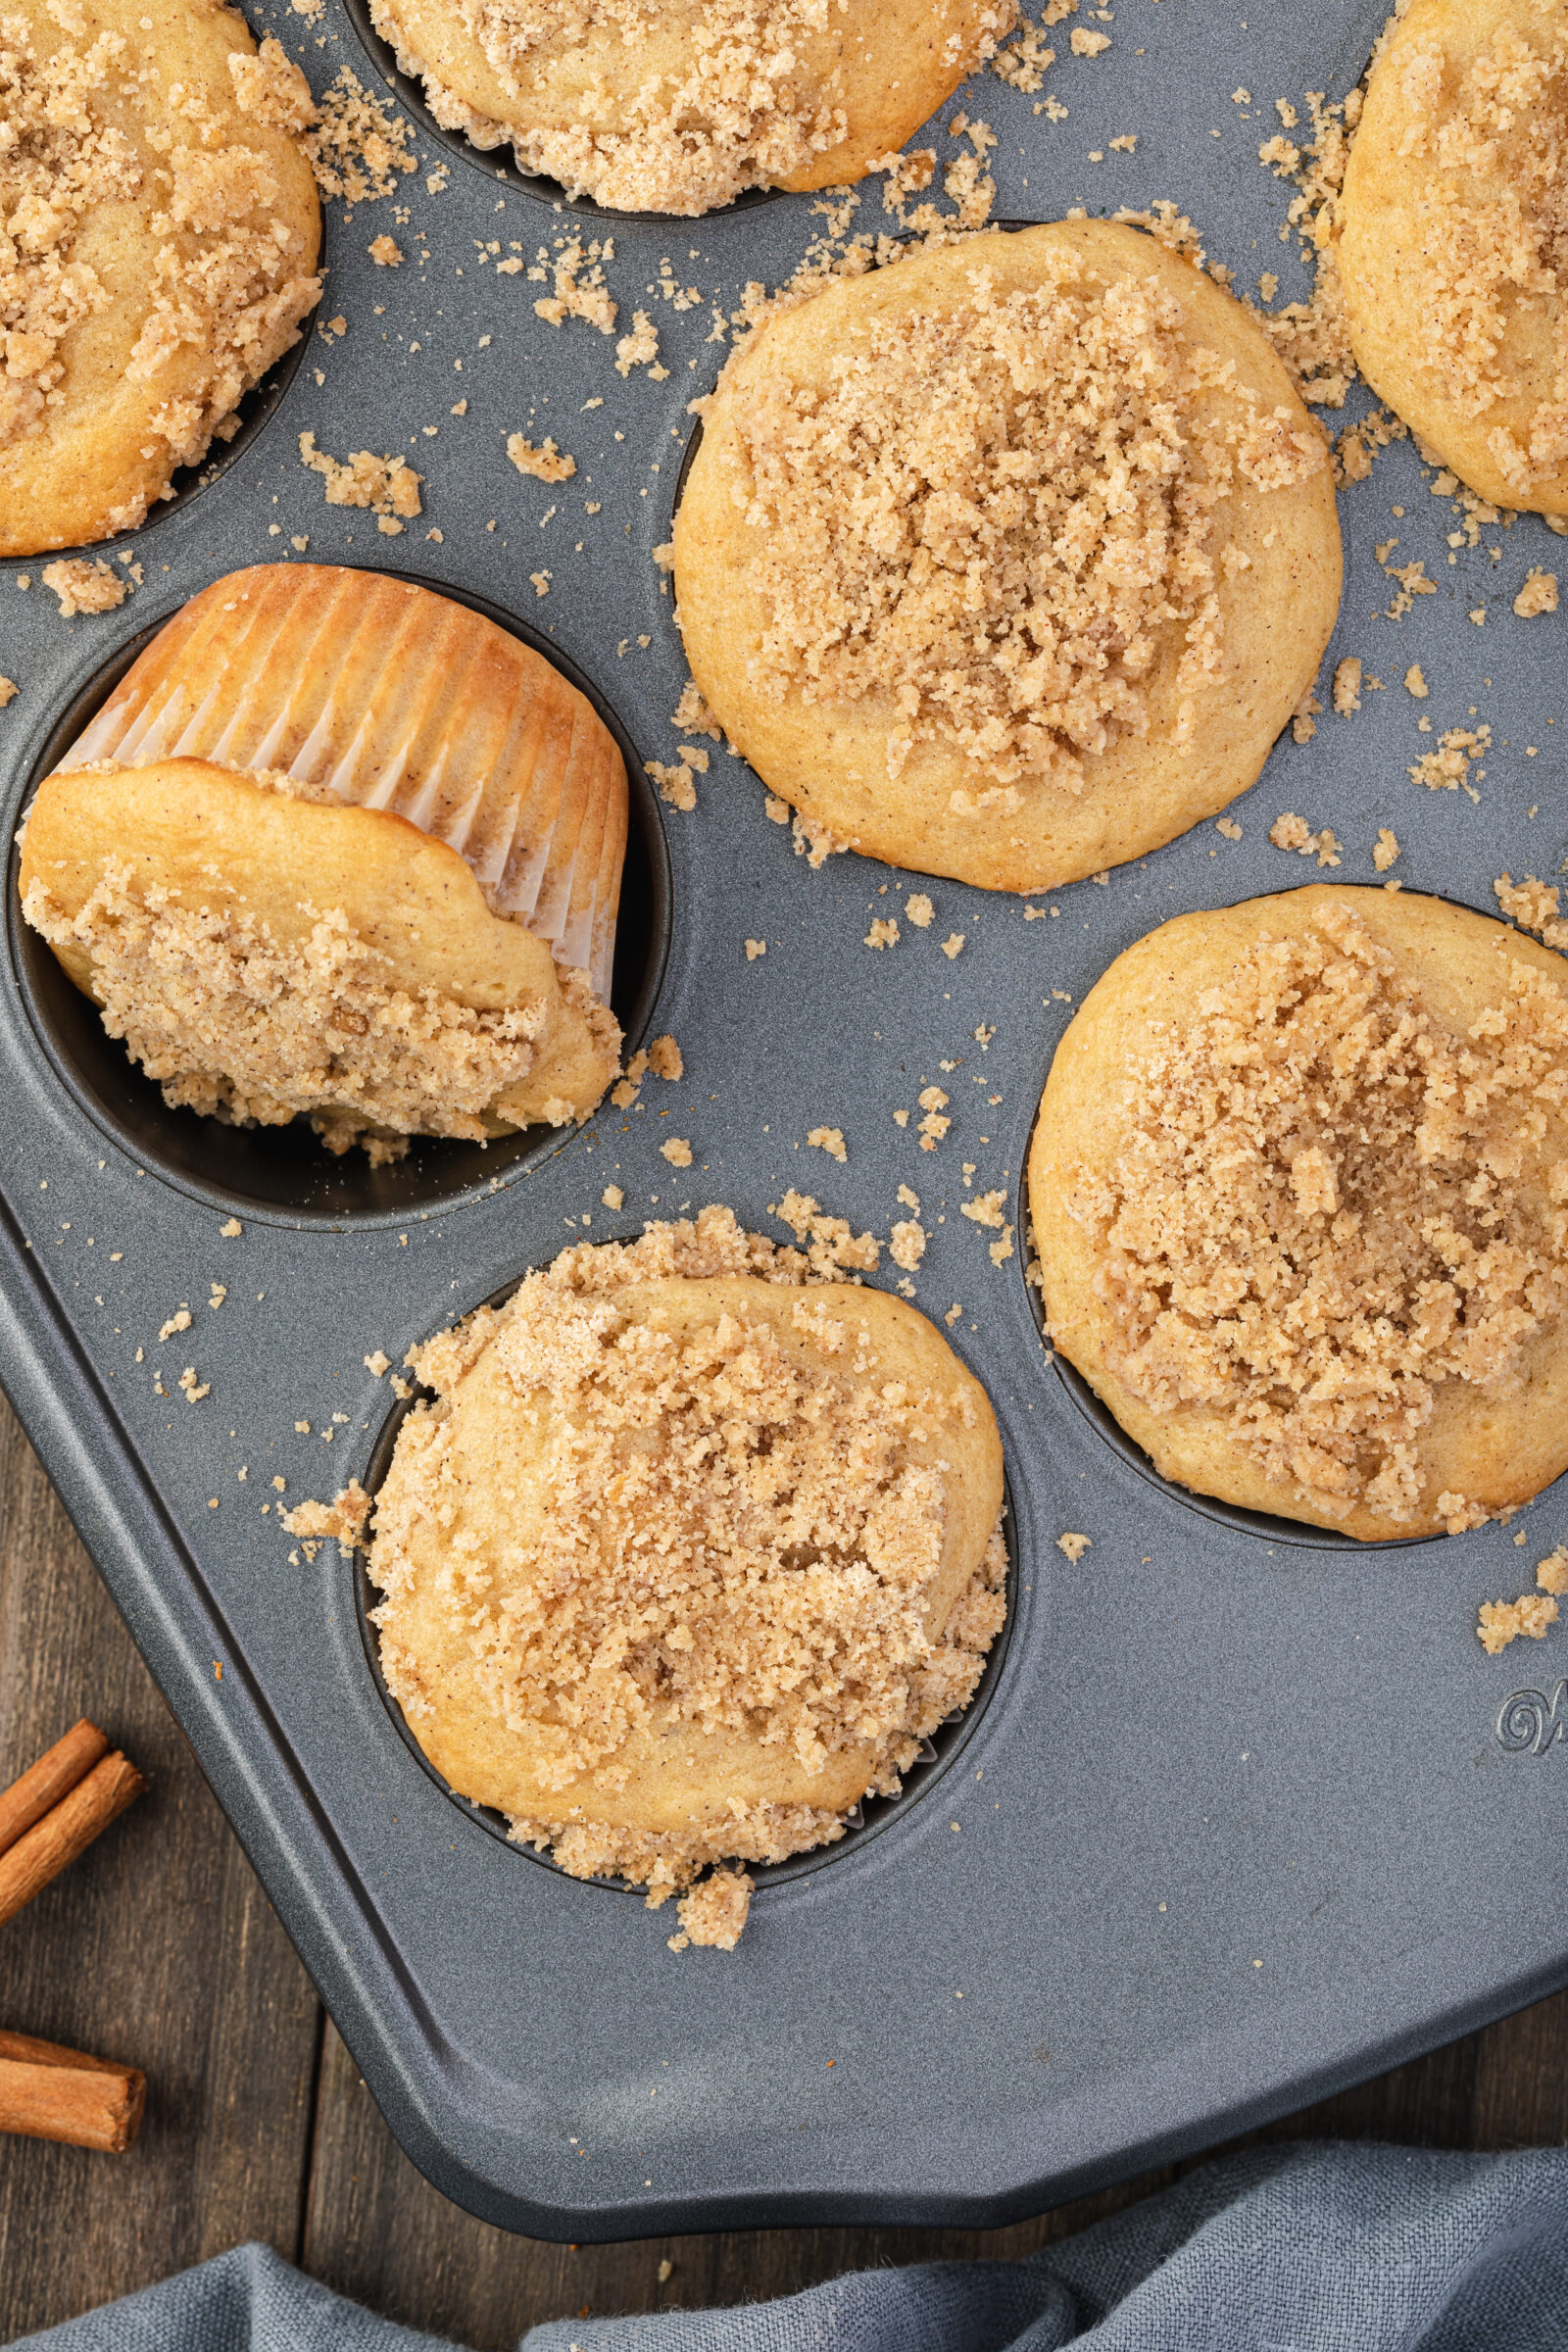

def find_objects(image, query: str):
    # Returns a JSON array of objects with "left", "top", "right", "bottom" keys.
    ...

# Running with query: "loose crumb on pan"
[
  {"left": 602, "top": 1184, "right": 623, "bottom": 1210},
  {"left": 281, "top": 1479, "right": 372, "bottom": 1555},
  {"left": 23, "top": 860, "right": 613, "bottom": 1161},
  {"left": 807, "top": 1126, "right": 847, "bottom": 1163},
  {"left": 1495, "top": 873, "right": 1568, "bottom": 952},
  {"left": 1333, "top": 657, "right": 1362, "bottom": 714},
  {"left": 1405, "top": 663, "right": 1430, "bottom": 699},
  {"left": 40, "top": 561, "right": 125, "bottom": 618},
  {"left": 667, "top": 1870, "right": 753, "bottom": 1952},
  {"left": 864, "top": 917, "right": 900, "bottom": 950},
  {"left": 1065, "top": 901, "right": 1568, "bottom": 1531},
  {"left": 1408, "top": 724, "right": 1490, "bottom": 793},
  {"left": 0, "top": 680, "right": 16, "bottom": 709},
  {"left": 1478, "top": 1592, "right": 1559, "bottom": 1654},
  {"left": 1056, "top": 1531, "right": 1092, "bottom": 1561},
  {"left": 660, "top": 1136, "right": 693, "bottom": 1166},
  {"left": 507, "top": 434, "right": 576, "bottom": 482},
  {"left": 1269, "top": 811, "right": 1342, "bottom": 867},
  {"left": 367, "top": 1206, "right": 1007, "bottom": 1928},
  {"left": 1539, "top": 1545, "right": 1568, "bottom": 1594},
  {"left": 906, "top": 893, "right": 935, "bottom": 929},
  {"left": 368, "top": 234, "right": 403, "bottom": 267},
  {"left": 770, "top": 1189, "right": 879, "bottom": 1274},
  {"left": 299, "top": 433, "right": 422, "bottom": 531},
  {"left": 1515, "top": 569, "right": 1560, "bottom": 617},
  {"left": 1215, "top": 817, "right": 1244, "bottom": 841},
  {"left": 720, "top": 248, "right": 1327, "bottom": 798},
  {"left": 890, "top": 1218, "right": 927, "bottom": 1272},
  {"left": 745, "top": 938, "right": 766, "bottom": 959},
  {"left": 610, "top": 1034, "right": 682, "bottom": 1109},
  {"left": 1373, "top": 828, "right": 1400, "bottom": 872},
  {"left": 942, "top": 934, "right": 966, "bottom": 960}
]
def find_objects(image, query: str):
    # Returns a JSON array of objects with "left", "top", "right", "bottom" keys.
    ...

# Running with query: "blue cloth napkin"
[{"left": 14, "top": 2141, "right": 1568, "bottom": 2352}]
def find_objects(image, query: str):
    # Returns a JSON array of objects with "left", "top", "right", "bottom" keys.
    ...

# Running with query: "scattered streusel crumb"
[
  {"left": 508, "top": 434, "right": 576, "bottom": 482},
  {"left": 281, "top": 1479, "right": 372, "bottom": 1554},
  {"left": 906, "top": 893, "right": 934, "bottom": 928},
  {"left": 660, "top": 1136, "right": 693, "bottom": 1167},
  {"left": 1056, "top": 1531, "right": 1092, "bottom": 1561},
  {"left": 1373, "top": 828, "right": 1400, "bottom": 872},
  {"left": 960, "top": 1191, "right": 1006, "bottom": 1230},
  {"left": 41, "top": 560, "right": 125, "bottom": 619},
  {"left": 299, "top": 433, "right": 421, "bottom": 523},
  {"left": 1333, "top": 657, "right": 1363, "bottom": 714},
  {"left": 1404, "top": 663, "right": 1430, "bottom": 699},
  {"left": 0, "top": 680, "right": 17, "bottom": 709},
  {"left": 1537, "top": 1546, "right": 1568, "bottom": 1595},
  {"left": 890, "top": 1218, "right": 927, "bottom": 1272},
  {"left": 1215, "top": 817, "right": 1244, "bottom": 840},
  {"left": 220, "top": 1217, "right": 243, "bottom": 1238},
  {"left": 942, "top": 934, "right": 965, "bottom": 960},
  {"left": 1514, "top": 569, "right": 1559, "bottom": 618},
  {"left": 1479, "top": 1592, "right": 1560, "bottom": 1653},
  {"left": 368, "top": 234, "right": 403, "bottom": 267},
  {"left": 745, "top": 939, "right": 766, "bottom": 959},
  {"left": 808, "top": 1126, "right": 847, "bottom": 1163},
  {"left": 602, "top": 1184, "right": 624, "bottom": 1210},
  {"left": 864, "top": 917, "right": 900, "bottom": 950},
  {"left": 669, "top": 1870, "right": 753, "bottom": 1952},
  {"left": 1269, "top": 811, "right": 1341, "bottom": 866}
]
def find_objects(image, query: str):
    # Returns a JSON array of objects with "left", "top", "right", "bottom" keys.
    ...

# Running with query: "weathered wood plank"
[{"left": 0, "top": 1395, "right": 323, "bottom": 2341}]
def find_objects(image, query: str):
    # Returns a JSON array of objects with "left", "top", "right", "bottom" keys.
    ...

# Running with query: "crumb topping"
[
  {"left": 1065, "top": 902, "right": 1568, "bottom": 1528},
  {"left": 0, "top": 14, "right": 319, "bottom": 509},
  {"left": 724, "top": 250, "right": 1325, "bottom": 795},
  {"left": 23, "top": 860, "right": 614, "bottom": 1159},
  {"left": 367, "top": 1206, "right": 1008, "bottom": 1910},
  {"left": 376, "top": 0, "right": 1009, "bottom": 215}
]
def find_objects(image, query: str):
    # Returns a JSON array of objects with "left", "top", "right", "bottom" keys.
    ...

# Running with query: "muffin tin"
[{"left": 2, "top": 0, "right": 1568, "bottom": 2241}]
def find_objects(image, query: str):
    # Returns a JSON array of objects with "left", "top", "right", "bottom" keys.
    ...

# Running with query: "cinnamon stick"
[
  {"left": 0, "top": 1720, "right": 110, "bottom": 1860},
  {"left": 0, "top": 2028, "right": 145, "bottom": 2152},
  {"left": 0, "top": 1751, "right": 144, "bottom": 1931}
]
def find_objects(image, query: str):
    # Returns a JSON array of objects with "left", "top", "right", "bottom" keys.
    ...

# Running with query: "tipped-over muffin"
[
  {"left": 1029, "top": 887, "right": 1568, "bottom": 1541},
  {"left": 21, "top": 760, "right": 620, "bottom": 1160},
  {"left": 367, "top": 1206, "right": 1008, "bottom": 1947},
  {"left": 58, "top": 566, "right": 628, "bottom": 1002},
  {"left": 1338, "top": 0, "right": 1568, "bottom": 514},
  {"left": 368, "top": 0, "right": 1011, "bottom": 214},
  {"left": 674, "top": 221, "right": 1342, "bottom": 894},
  {"left": 2, "top": 0, "right": 321, "bottom": 558}
]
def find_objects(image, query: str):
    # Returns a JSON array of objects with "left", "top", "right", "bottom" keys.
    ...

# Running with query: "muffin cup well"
[
  {"left": 353, "top": 1252, "right": 1018, "bottom": 1893},
  {"left": 7, "top": 574, "right": 670, "bottom": 1225}
]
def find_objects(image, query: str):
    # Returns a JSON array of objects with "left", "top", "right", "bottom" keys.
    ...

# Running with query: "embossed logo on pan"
[{"left": 1496, "top": 1685, "right": 1568, "bottom": 1755}]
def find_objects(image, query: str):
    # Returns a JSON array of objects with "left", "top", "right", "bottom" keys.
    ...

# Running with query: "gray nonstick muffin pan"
[{"left": 3, "top": 0, "right": 1568, "bottom": 2242}]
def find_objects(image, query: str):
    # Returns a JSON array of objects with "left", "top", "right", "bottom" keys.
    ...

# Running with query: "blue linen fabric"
[{"left": 13, "top": 2142, "right": 1568, "bottom": 2352}]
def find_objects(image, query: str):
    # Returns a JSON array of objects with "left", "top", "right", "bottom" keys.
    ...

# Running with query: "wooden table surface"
[{"left": 3, "top": 1391, "right": 1566, "bottom": 2350}]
